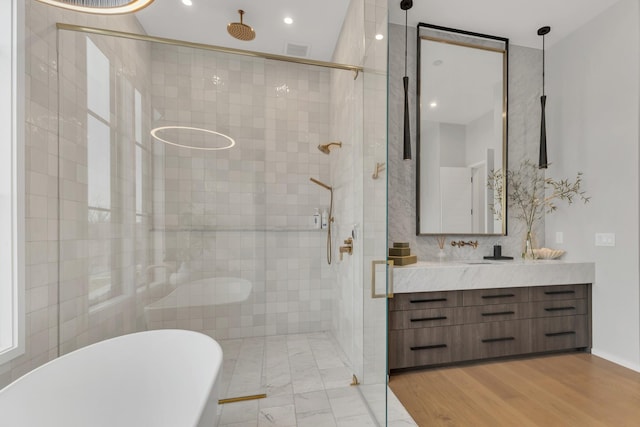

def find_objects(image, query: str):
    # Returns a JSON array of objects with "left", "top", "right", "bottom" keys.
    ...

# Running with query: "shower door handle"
[{"left": 371, "top": 260, "right": 394, "bottom": 299}]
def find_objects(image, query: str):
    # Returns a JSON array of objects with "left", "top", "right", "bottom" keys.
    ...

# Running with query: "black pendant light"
[
  {"left": 401, "top": 0, "right": 413, "bottom": 160},
  {"left": 538, "top": 26, "right": 550, "bottom": 169}
]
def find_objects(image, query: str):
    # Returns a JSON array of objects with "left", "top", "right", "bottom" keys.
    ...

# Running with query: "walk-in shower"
[{"left": 53, "top": 14, "right": 392, "bottom": 425}]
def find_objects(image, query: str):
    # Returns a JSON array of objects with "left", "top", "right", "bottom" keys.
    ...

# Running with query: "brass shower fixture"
[
  {"left": 227, "top": 10, "right": 256, "bottom": 41},
  {"left": 317, "top": 141, "right": 342, "bottom": 154}
]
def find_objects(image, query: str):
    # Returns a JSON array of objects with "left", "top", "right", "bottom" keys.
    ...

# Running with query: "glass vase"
[{"left": 522, "top": 230, "right": 537, "bottom": 260}]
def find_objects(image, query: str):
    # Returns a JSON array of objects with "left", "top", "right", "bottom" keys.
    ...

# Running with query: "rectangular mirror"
[{"left": 416, "top": 23, "right": 508, "bottom": 235}]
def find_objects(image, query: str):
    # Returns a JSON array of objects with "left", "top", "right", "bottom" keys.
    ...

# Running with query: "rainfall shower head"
[
  {"left": 317, "top": 141, "right": 342, "bottom": 154},
  {"left": 227, "top": 10, "right": 256, "bottom": 41}
]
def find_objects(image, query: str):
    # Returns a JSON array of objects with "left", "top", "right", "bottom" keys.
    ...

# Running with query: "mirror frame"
[{"left": 416, "top": 23, "right": 509, "bottom": 236}]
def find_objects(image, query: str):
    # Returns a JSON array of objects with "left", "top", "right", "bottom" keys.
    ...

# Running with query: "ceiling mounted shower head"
[
  {"left": 227, "top": 10, "right": 256, "bottom": 41},
  {"left": 317, "top": 141, "right": 342, "bottom": 154}
]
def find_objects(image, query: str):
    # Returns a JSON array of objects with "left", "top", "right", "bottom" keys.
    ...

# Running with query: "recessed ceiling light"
[
  {"left": 182, "top": 0, "right": 192, "bottom": 5},
  {"left": 375, "top": 34, "right": 384, "bottom": 41},
  {"left": 430, "top": 101, "right": 438, "bottom": 108},
  {"left": 284, "top": 16, "right": 293, "bottom": 25}
]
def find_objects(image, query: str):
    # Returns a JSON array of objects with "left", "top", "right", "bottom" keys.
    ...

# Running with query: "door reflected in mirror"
[{"left": 417, "top": 24, "right": 508, "bottom": 236}]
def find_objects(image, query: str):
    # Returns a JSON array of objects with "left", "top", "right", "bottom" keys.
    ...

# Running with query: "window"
[
  {"left": 0, "top": 0, "right": 24, "bottom": 365},
  {"left": 86, "top": 37, "right": 117, "bottom": 305},
  {"left": 134, "top": 88, "right": 151, "bottom": 287}
]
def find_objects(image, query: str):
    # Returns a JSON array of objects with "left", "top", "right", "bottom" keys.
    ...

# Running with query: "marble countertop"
[{"left": 392, "top": 259, "right": 595, "bottom": 293}]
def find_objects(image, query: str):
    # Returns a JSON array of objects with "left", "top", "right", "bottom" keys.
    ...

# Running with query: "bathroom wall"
[
  {"left": 148, "top": 43, "right": 335, "bottom": 339},
  {"left": 388, "top": 23, "right": 543, "bottom": 260},
  {"left": 0, "top": 0, "right": 148, "bottom": 388},
  {"left": 545, "top": 0, "right": 640, "bottom": 370}
]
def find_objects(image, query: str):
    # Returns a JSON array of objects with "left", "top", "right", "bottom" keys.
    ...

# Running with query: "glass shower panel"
[{"left": 58, "top": 27, "right": 341, "bottom": 409}]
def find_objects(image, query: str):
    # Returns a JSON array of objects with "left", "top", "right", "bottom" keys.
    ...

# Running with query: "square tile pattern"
[{"left": 217, "top": 332, "right": 416, "bottom": 427}]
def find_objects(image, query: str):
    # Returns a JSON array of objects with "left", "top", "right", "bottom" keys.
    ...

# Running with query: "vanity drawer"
[
  {"left": 460, "top": 303, "right": 529, "bottom": 324},
  {"left": 531, "top": 315, "right": 590, "bottom": 352},
  {"left": 529, "top": 299, "right": 587, "bottom": 318},
  {"left": 389, "top": 326, "right": 462, "bottom": 369},
  {"left": 390, "top": 291, "right": 460, "bottom": 311},
  {"left": 529, "top": 284, "right": 587, "bottom": 301},
  {"left": 389, "top": 307, "right": 458, "bottom": 330},
  {"left": 462, "top": 287, "right": 528, "bottom": 306},
  {"left": 460, "top": 320, "right": 531, "bottom": 360}
]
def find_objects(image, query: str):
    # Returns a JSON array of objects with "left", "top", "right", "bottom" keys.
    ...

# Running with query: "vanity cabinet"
[{"left": 388, "top": 284, "right": 591, "bottom": 371}]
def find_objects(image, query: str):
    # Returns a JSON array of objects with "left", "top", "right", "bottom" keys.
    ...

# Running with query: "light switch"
[
  {"left": 595, "top": 233, "right": 615, "bottom": 247},
  {"left": 555, "top": 232, "right": 563, "bottom": 244}
]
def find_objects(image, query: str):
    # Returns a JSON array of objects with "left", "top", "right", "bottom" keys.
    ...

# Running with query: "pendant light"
[
  {"left": 538, "top": 26, "right": 550, "bottom": 169},
  {"left": 36, "top": 0, "right": 154, "bottom": 14},
  {"left": 400, "top": 0, "right": 413, "bottom": 161}
]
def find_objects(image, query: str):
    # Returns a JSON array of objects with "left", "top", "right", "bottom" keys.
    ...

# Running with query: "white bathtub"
[
  {"left": 144, "top": 277, "right": 252, "bottom": 329},
  {"left": 0, "top": 330, "right": 222, "bottom": 427}
]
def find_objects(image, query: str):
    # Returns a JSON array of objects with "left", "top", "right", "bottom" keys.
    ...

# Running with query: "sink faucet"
[{"left": 451, "top": 240, "right": 478, "bottom": 249}]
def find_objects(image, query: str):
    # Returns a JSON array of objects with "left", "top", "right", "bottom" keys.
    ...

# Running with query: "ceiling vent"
[{"left": 285, "top": 42, "right": 310, "bottom": 58}]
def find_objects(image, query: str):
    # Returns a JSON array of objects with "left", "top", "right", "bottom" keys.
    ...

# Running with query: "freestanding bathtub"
[{"left": 0, "top": 330, "right": 222, "bottom": 427}]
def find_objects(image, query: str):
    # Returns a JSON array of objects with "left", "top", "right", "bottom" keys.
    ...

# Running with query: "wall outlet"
[
  {"left": 595, "top": 233, "right": 615, "bottom": 247},
  {"left": 555, "top": 232, "right": 564, "bottom": 244}
]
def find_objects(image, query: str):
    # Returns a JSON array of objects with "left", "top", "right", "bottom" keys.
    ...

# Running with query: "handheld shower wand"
[{"left": 309, "top": 177, "right": 334, "bottom": 264}]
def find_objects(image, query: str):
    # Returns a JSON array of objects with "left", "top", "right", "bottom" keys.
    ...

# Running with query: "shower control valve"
[{"left": 339, "top": 237, "right": 353, "bottom": 261}]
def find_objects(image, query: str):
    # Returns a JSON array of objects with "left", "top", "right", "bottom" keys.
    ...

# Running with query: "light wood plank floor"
[{"left": 389, "top": 353, "right": 640, "bottom": 427}]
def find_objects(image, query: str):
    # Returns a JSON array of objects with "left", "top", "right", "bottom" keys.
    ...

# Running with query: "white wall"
[{"left": 546, "top": 0, "right": 640, "bottom": 370}]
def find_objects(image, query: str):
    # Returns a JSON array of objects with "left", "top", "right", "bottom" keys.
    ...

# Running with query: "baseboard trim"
[{"left": 591, "top": 348, "right": 640, "bottom": 373}]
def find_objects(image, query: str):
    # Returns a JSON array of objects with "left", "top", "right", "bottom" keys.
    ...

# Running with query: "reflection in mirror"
[{"left": 416, "top": 24, "right": 508, "bottom": 236}]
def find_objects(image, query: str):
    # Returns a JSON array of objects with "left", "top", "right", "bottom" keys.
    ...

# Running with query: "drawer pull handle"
[
  {"left": 482, "top": 337, "right": 515, "bottom": 343},
  {"left": 482, "top": 293, "right": 515, "bottom": 299},
  {"left": 410, "top": 298, "right": 447, "bottom": 304},
  {"left": 544, "top": 306, "right": 576, "bottom": 312},
  {"left": 544, "top": 290, "right": 575, "bottom": 295},
  {"left": 410, "top": 316, "right": 447, "bottom": 322},
  {"left": 545, "top": 331, "right": 576, "bottom": 337},
  {"left": 410, "top": 344, "right": 447, "bottom": 351},
  {"left": 481, "top": 311, "right": 515, "bottom": 317}
]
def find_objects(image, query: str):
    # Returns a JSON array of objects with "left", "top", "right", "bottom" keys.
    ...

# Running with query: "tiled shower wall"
[
  {"left": 0, "top": 0, "right": 148, "bottom": 386},
  {"left": 149, "top": 43, "right": 337, "bottom": 338}
]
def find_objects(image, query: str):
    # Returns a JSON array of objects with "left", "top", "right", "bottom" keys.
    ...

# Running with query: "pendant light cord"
[
  {"left": 404, "top": 9, "right": 408, "bottom": 76},
  {"left": 542, "top": 34, "right": 545, "bottom": 96}
]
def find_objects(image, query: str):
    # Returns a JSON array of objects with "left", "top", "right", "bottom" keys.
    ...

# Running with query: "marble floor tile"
[
  {"left": 219, "top": 400, "right": 259, "bottom": 425},
  {"left": 327, "top": 387, "right": 372, "bottom": 420},
  {"left": 293, "top": 390, "right": 331, "bottom": 414},
  {"left": 335, "top": 413, "right": 378, "bottom": 427},
  {"left": 217, "top": 332, "right": 415, "bottom": 427},
  {"left": 258, "top": 404, "right": 297, "bottom": 427},
  {"left": 295, "top": 409, "right": 337, "bottom": 427},
  {"left": 319, "top": 366, "right": 353, "bottom": 390}
]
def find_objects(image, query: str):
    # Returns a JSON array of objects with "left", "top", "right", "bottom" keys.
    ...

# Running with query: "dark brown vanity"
[{"left": 389, "top": 283, "right": 591, "bottom": 371}]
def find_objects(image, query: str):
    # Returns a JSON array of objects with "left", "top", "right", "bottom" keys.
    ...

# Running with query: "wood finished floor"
[{"left": 389, "top": 353, "right": 640, "bottom": 427}]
